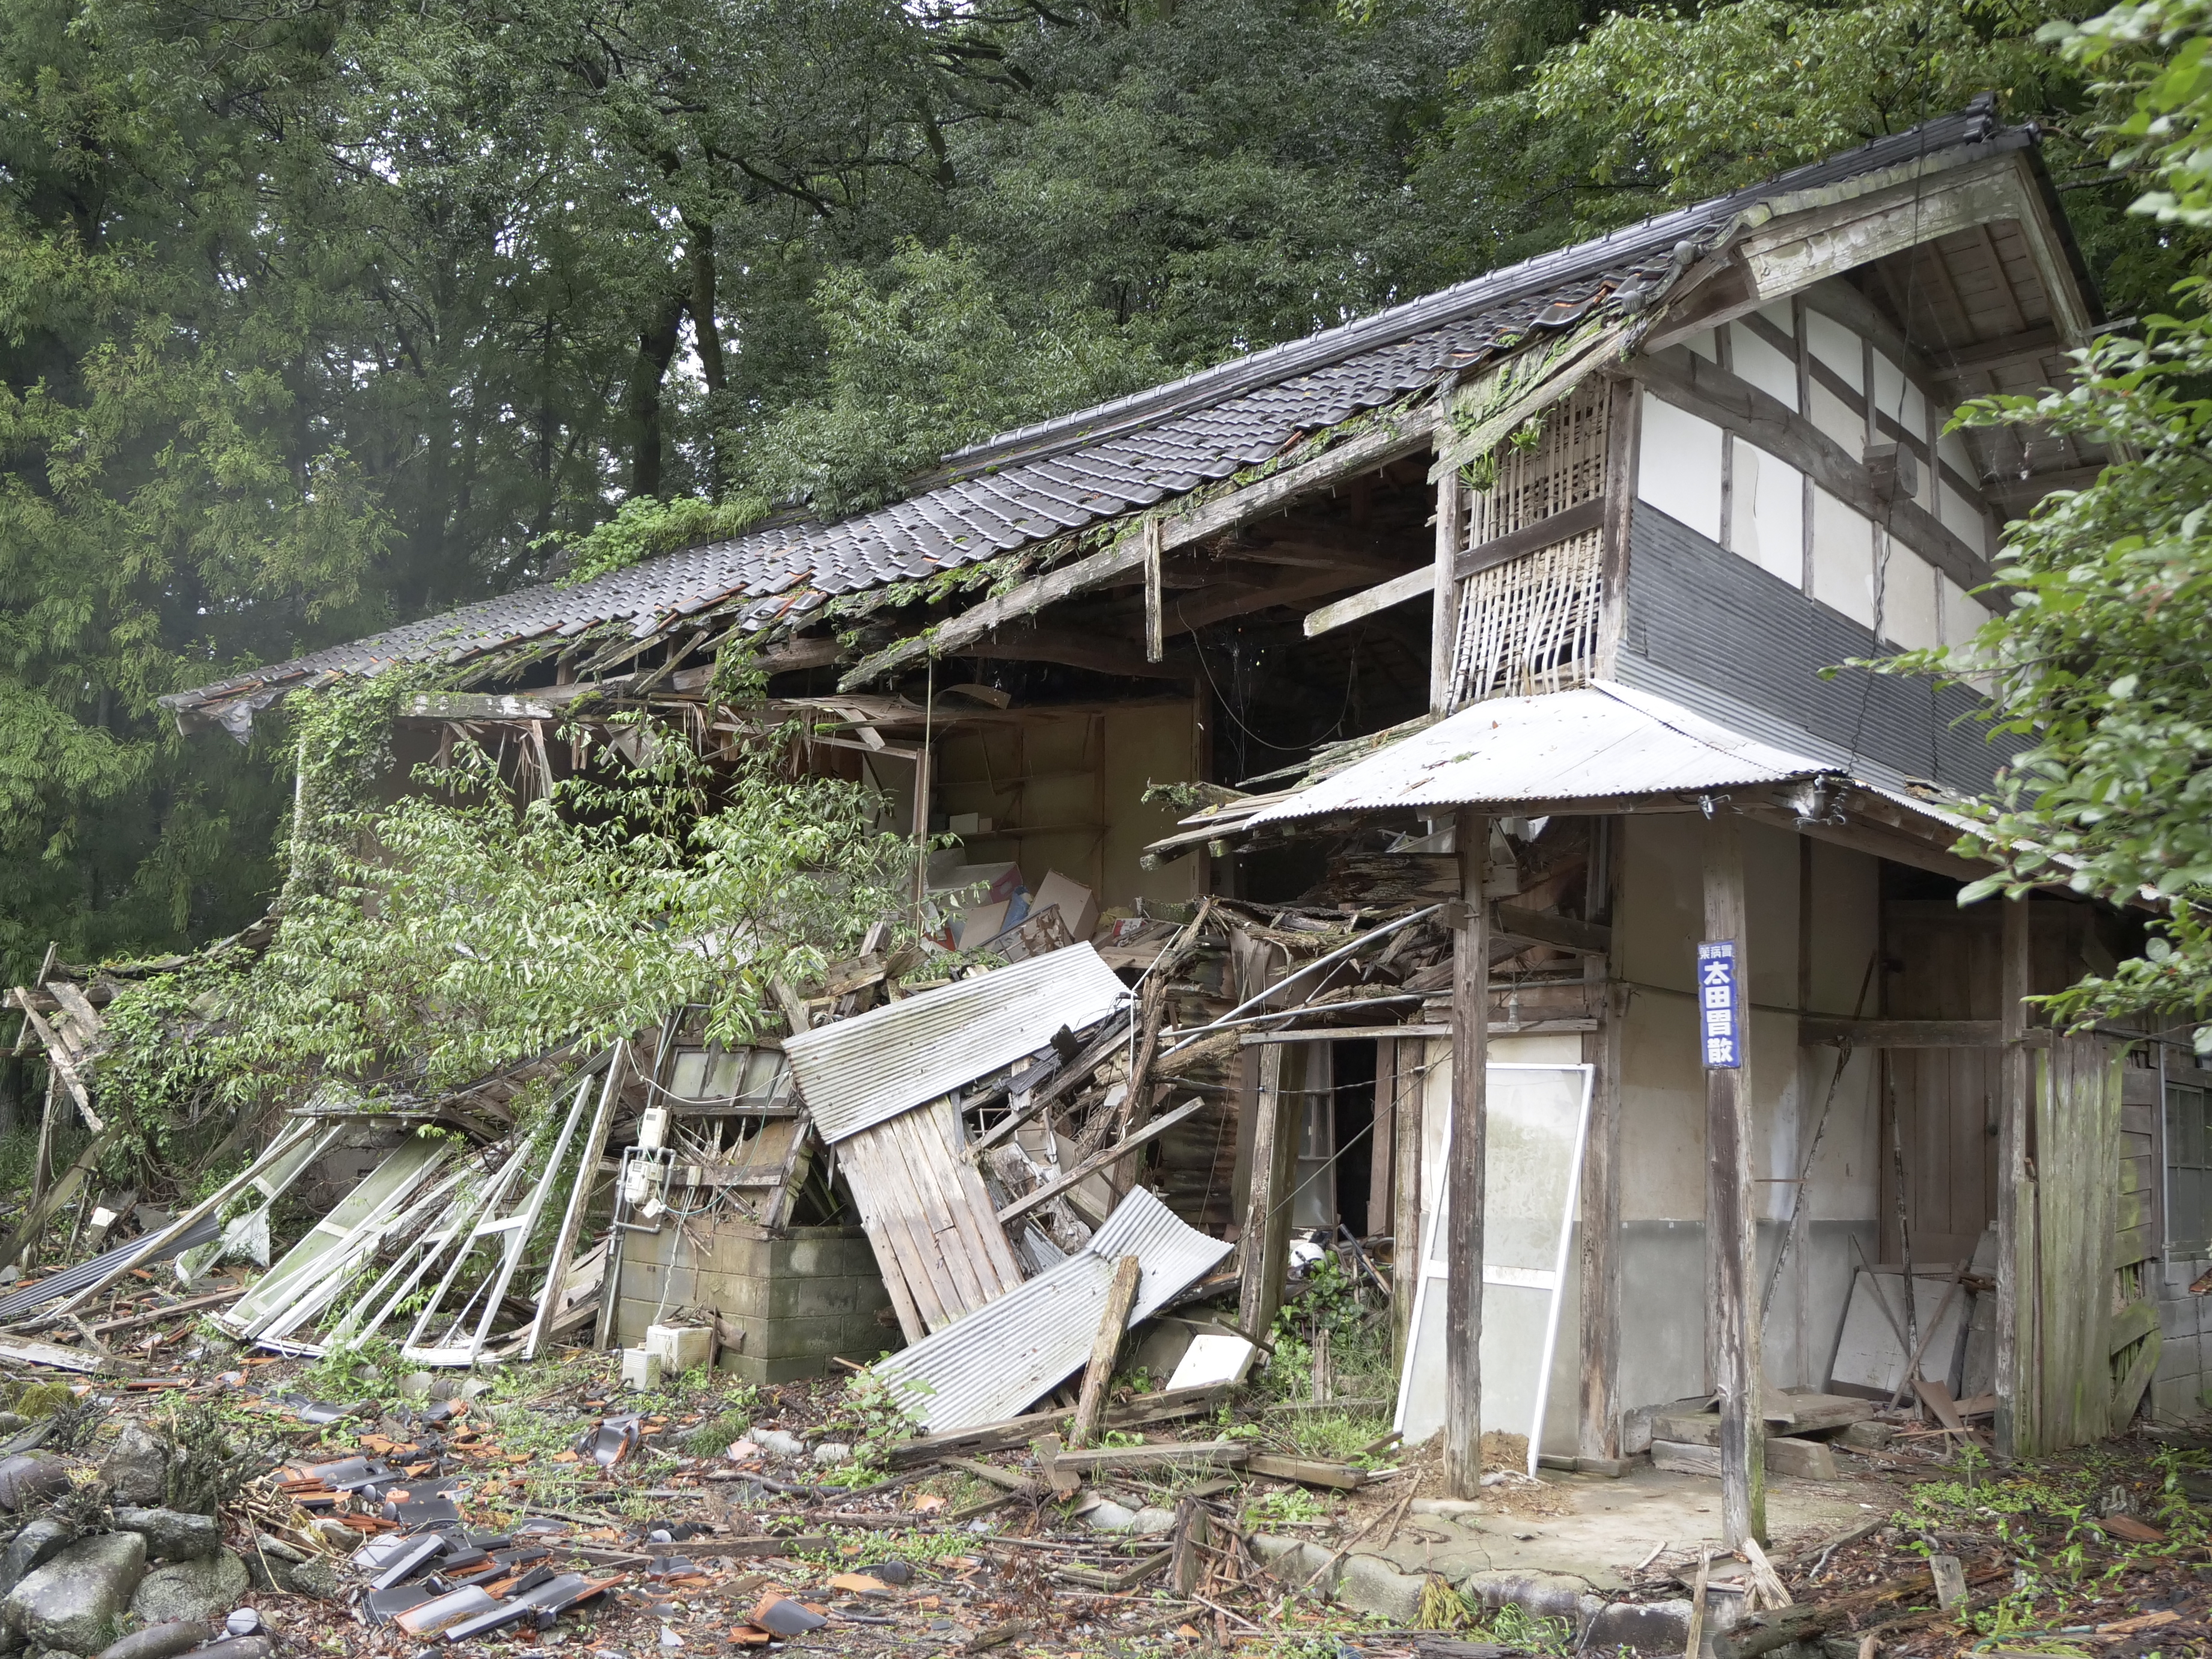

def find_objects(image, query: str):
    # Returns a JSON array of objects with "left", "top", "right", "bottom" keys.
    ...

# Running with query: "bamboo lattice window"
[{"left": 1446, "top": 379, "right": 1609, "bottom": 707}]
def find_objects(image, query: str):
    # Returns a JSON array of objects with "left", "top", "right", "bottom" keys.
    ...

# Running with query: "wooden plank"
[
  {"left": 1995, "top": 898, "right": 2030, "bottom": 1458},
  {"left": 1452, "top": 495, "right": 1608, "bottom": 580},
  {"left": 1497, "top": 906, "right": 1612, "bottom": 956},
  {"left": 997, "top": 1098, "right": 1209, "bottom": 1224},
  {"left": 2109, "top": 1297, "right": 2160, "bottom": 1355},
  {"left": 1304, "top": 564, "right": 1434, "bottom": 638},
  {"left": 842, "top": 1128, "right": 956, "bottom": 1332},
  {"left": 2113, "top": 1221, "right": 2155, "bottom": 1268},
  {"left": 1244, "top": 1453, "right": 1364, "bottom": 1490},
  {"left": 1627, "top": 349, "right": 1990, "bottom": 596},
  {"left": 858, "top": 1212, "right": 927, "bottom": 1345},
  {"left": 1368, "top": 1036, "right": 1396, "bottom": 1268},
  {"left": 1800, "top": 1018, "right": 2011, "bottom": 1048},
  {"left": 1049, "top": 1440, "right": 1249, "bottom": 1473},
  {"left": 1578, "top": 906, "right": 1624, "bottom": 1462},
  {"left": 1705, "top": 813, "right": 1765, "bottom": 1546},
  {"left": 1444, "top": 808, "right": 1491, "bottom": 1497},
  {"left": 1390, "top": 1038, "right": 1423, "bottom": 1377},
  {"left": 0, "top": 1336, "right": 106, "bottom": 1374},
  {"left": 1070, "top": 1256, "right": 1142, "bottom": 1449},
  {"left": 1430, "top": 423, "right": 1463, "bottom": 715},
  {"left": 931, "top": 1101, "right": 1027, "bottom": 1295},
  {"left": 886, "top": 1108, "right": 998, "bottom": 1316},
  {"left": 844, "top": 418, "right": 1430, "bottom": 689},
  {"left": 1239, "top": 1043, "right": 1292, "bottom": 1340},
  {"left": 10, "top": 992, "right": 102, "bottom": 1132}
]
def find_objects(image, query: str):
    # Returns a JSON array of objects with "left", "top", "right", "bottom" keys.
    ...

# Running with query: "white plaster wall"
[
  {"left": 1809, "top": 379, "right": 1864, "bottom": 453},
  {"left": 1881, "top": 543, "right": 1943, "bottom": 653},
  {"left": 1806, "top": 310, "right": 1863, "bottom": 390},
  {"left": 1682, "top": 327, "right": 1719, "bottom": 362},
  {"left": 1638, "top": 392, "right": 1725, "bottom": 542},
  {"left": 1812, "top": 487, "right": 1877, "bottom": 628},
  {"left": 1868, "top": 351, "right": 1927, "bottom": 443},
  {"left": 1729, "top": 320, "right": 1798, "bottom": 409},
  {"left": 1940, "top": 575, "right": 1975, "bottom": 647},
  {"left": 1729, "top": 442, "right": 1805, "bottom": 585},
  {"left": 1939, "top": 480, "right": 1985, "bottom": 548}
]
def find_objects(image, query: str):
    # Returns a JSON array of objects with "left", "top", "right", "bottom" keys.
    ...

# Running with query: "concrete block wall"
[
  {"left": 615, "top": 1223, "right": 896, "bottom": 1385},
  {"left": 2149, "top": 1254, "right": 2212, "bottom": 1425}
]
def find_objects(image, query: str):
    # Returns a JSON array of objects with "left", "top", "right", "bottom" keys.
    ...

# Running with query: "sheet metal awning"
[
  {"left": 1242, "top": 681, "right": 1832, "bottom": 825},
  {"left": 786, "top": 944, "right": 1131, "bottom": 1144}
]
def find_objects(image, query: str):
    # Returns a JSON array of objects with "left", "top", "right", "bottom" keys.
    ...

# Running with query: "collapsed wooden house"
[{"left": 154, "top": 102, "right": 2200, "bottom": 1541}]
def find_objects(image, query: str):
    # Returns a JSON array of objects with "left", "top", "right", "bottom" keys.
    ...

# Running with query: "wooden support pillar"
[
  {"left": 1444, "top": 808, "right": 1491, "bottom": 1498},
  {"left": 1391, "top": 1037, "right": 1425, "bottom": 1376},
  {"left": 1369, "top": 1036, "right": 1396, "bottom": 1245},
  {"left": 1429, "top": 432, "right": 1465, "bottom": 715},
  {"left": 1239, "top": 1042, "right": 1294, "bottom": 1340},
  {"left": 1703, "top": 811, "right": 1765, "bottom": 1547},
  {"left": 1995, "top": 894, "right": 2032, "bottom": 1458},
  {"left": 1579, "top": 977, "right": 1626, "bottom": 1461}
]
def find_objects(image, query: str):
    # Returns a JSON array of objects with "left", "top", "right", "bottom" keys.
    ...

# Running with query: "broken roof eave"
[{"left": 165, "top": 105, "right": 2052, "bottom": 740}]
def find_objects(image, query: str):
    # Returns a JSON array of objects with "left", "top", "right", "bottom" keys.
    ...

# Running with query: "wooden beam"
[
  {"left": 1496, "top": 906, "right": 1612, "bottom": 956},
  {"left": 1444, "top": 808, "right": 1491, "bottom": 1498},
  {"left": 960, "top": 631, "right": 1196, "bottom": 682},
  {"left": 1579, "top": 920, "right": 1625, "bottom": 1461},
  {"left": 1995, "top": 896, "right": 2032, "bottom": 1458},
  {"left": 1627, "top": 348, "right": 1993, "bottom": 597},
  {"left": 1430, "top": 432, "right": 1464, "bottom": 715},
  {"left": 1928, "top": 324, "right": 2068, "bottom": 382},
  {"left": 1071, "top": 1256, "right": 1143, "bottom": 1448},
  {"left": 842, "top": 418, "right": 1431, "bottom": 689},
  {"left": 1454, "top": 496, "right": 1608, "bottom": 580},
  {"left": 1985, "top": 465, "right": 2107, "bottom": 515},
  {"left": 1800, "top": 1016, "right": 2053, "bottom": 1048},
  {"left": 1305, "top": 565, "right": 1434, "bottom": 638},
  {"left": 1390, "top": 1036, "right": 1423, "bottom": 1378},
  {"left": 9, "top": 992, "right": 102, "bottom": 1133},
  {"left": 1704, "top": 813, "right": 1766, "bottom": 1547},
  {"left": 997, "top": 1096, "right": 1208, "bottom": 1224},
  {"left": 1239, "top": 1043, "right": 1294, "bottom": 1341}
]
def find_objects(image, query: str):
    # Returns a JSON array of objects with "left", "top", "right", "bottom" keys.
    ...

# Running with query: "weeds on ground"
[
  {"left": 1244, "top": 1485, "right": 1331, "bottom": 1526},
  {"left": 680, "top": 1393, "right": 763, "bottom": 1458}
]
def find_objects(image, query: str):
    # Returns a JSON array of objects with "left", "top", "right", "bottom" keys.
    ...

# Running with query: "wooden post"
[
  {"left": 1444, "top": 808, "right": 1491, "bottom": 1499},
  {"left": 1579, "top": 977, "right": 1626, "bottom": 1462},
  {"left": 1369, "top": 1036, "right": 1396, "bottom": 1247},
  {"left": 1143, "top": 517, "right": 1166, "bottom": 664},
  {"left": 1995, "top": 894, "right": 2032, "bottom": 1458},
  {"left": 1430, "top": 434, "right": 1465, "bottom": 715},
  {"left": 1392, "top": 1037, "right": 1425, "bottom": 1376},
  {"left": 1239, "top": 1043, "right": 1294, "bottom": 1340},
  {"left": 1072, "top": 1255, "right": 1143, "bottom": 1447},
  {"left": 1703, "top": 811, "right": 1765, "bottom": 1547}
]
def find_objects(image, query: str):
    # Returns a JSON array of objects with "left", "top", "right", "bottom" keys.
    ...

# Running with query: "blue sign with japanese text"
[{"left": 1697, "top": 940, "right": 1741, "bottom": 1069}]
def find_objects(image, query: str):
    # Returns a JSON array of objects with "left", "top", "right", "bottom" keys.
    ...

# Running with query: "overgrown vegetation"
[{"left": 94, "top": 679, "right": 915, "bottom": 1131}]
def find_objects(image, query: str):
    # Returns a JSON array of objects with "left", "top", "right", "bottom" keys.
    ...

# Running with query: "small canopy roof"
[{"left": 1245, "top": 681, "right": 1834, "bottom": 825}]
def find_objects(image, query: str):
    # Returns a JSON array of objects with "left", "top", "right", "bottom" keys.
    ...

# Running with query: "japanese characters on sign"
[{"left": 1697, "top": 940, "right": 1742, "bottom": 1069}]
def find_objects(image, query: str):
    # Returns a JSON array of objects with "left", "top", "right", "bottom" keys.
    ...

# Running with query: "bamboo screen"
[{"left": 1445, "top": 378, "right": 1609, "bottom": 708}]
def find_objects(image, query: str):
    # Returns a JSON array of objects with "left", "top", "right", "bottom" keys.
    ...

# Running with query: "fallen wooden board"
[
  {"left": 1244, "top": 1453, "right": 1364, "bottom": 1490},
  {"left": 1650, "top": 1437, "right": 1837, "bottom": 1480},
  {"left": 0, "top": 1336, "right": 109, "bottom": 1373},
  {"left": 885, "top": 1385, "right": 1228, "bottom": 1465},
  {"left": 1048, "top": 1440, "right": 1250, "bottom": 1473}
]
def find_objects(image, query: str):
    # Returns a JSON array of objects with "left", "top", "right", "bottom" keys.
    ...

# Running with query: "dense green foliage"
[
  {"left": 99, "top": 680, "right": 912, "bottom": 1135},
  {"left": 0, "top": 0, "right": 1481, "bottom": 985},
  {"left": 1913, "top": 0, "right": 2212, "bottom": 1041},
  {"left": 5, "top": 0, "right": 2204, "bottom": 1060}
]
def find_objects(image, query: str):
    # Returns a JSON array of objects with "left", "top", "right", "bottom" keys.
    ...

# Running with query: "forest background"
[{"left": 2, "top": 0, "right": 2204, "bottom": 1072}]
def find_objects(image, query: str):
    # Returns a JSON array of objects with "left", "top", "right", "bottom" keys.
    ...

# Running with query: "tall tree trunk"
[
  {"left": 623, "top": 288, "right": 686, "bottom": 499},
  {"left": 685, "top": 219, "right": 727, "bottom": 396}
]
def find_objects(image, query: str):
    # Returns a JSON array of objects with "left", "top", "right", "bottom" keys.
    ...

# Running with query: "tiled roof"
[{"left": 167, "top": 104, "right": 2021, "bottom": 724}]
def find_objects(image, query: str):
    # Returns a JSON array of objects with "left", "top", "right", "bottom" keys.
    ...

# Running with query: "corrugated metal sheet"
[
  {"left": 786, "top": 945, "right": 1130, "bottom": 1145},
  {"left": 0, "top": 1215, "right": 219, "bottom": 1321},
  {"left": 1622, "top": 506, "right": 2011, "bottom": 792},
  {"left": 869, "top": 1187, "right": 1232, "bottom": 1433},
  {"left": 1244, "top": 681, "right": 1829, "bottom": 825}
]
